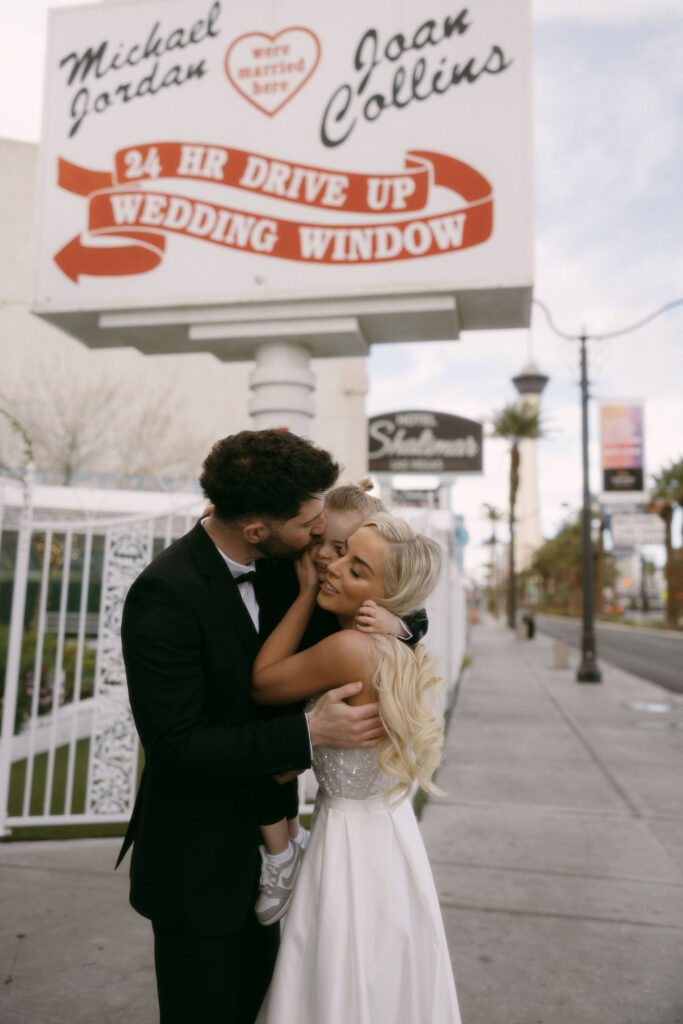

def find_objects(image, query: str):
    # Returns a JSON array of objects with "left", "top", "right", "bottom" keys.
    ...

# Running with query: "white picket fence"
[{"left": 0, "top": 475, "right": 465, "bottom": 835}]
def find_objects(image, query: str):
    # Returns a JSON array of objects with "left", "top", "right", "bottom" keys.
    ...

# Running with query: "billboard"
[
  {"left": 33, "top": 0, "right": 533, "bottom": 356},
  {"left": 599, "top": 401, "right": 645, "bottom": 497},
  {"left": 368, "top": 410, "right": 483, "bottom": 473}
]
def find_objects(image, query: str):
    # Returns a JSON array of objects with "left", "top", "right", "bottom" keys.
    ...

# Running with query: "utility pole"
[{"left": 577, "top": 334, "right": 601, "bottom": 682}]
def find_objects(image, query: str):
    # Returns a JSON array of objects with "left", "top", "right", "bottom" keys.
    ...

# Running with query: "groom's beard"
[{"left": 254, "top": 531, "right": 309, "bottom": 560}]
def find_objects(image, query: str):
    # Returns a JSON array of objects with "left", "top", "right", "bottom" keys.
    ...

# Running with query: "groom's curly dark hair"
[{"left": 199, "top": 429, "right": 339, "bottom": 522}]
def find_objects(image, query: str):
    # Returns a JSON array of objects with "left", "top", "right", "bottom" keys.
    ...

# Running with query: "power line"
[{"left": 533, "top": 296, "right": 683, "bottom": 342}]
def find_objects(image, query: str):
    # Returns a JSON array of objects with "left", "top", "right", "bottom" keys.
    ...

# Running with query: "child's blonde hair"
[{"left": 325, "top": 478, "right": 384, "bottom": 518}]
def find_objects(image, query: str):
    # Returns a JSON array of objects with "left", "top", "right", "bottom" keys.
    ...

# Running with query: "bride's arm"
[
  {"left": 253, "top": 630, "right": 374, "bottom": 706},
  {"left": 253, "top": 549, "right": 374, "bottom": 705}
]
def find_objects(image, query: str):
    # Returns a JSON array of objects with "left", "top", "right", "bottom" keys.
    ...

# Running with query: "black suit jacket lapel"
[
  {"left": 253, "top": 558, "right": 297, "bottom": 641},
  {"left": 184, "top": 521, "right": 260, "bottom": 661}
]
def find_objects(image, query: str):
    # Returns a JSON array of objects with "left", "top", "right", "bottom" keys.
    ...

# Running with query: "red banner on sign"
[{"left": 54, "top": 144, "right": 493, "bottom": 281}]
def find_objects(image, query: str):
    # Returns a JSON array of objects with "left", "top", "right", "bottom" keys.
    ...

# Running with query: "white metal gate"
[
  {"left": 0, "top": 473, "right": 197, "bottom": 835},
  {"left": 0, "top": 478, "right": 466, "bottom": 835}
]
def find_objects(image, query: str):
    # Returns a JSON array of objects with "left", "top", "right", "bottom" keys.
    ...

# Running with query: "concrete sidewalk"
[
  {"left": 0, "top": 838, "right": 156, "bottom": 1023},
  {"left": 1, "top": 616, "right": 681, "bottom": 1024},
  {"left": 421, "top": 616, "right": 683, "bottom": 1024}
]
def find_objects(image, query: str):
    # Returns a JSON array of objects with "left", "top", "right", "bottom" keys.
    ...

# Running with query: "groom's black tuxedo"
[{"left": 117, "top": 520, "right": 312, "bottom": 938}]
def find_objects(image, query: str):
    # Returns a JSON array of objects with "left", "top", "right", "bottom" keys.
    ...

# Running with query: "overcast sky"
[
  {"left": 369, "top": 0, "right": 683, "bottom": 572},
  {"left": 1, "top": 0, "right": 682, "bottom": 577}
]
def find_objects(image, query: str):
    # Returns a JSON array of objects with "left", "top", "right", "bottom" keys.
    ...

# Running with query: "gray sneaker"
[{"left": 255, "top": 842, "right": 302, "bottom": 925}]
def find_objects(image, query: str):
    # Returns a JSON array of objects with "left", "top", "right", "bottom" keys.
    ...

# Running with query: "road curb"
[{"left": 536, "top": 614, "right": 683, "bottom": 640}]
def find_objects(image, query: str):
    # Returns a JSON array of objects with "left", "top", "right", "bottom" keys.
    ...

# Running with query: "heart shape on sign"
[{"left": 225, "top": 27, "right": 321, "bottom": 116}]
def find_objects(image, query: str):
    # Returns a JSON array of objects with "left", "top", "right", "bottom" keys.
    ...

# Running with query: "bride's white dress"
[{"left": 256, "top": 719, "right": 462, "bottom": 1024}]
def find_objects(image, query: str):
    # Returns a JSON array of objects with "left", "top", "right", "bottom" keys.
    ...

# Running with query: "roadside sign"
[
  {"left": 600, "top": 502, "right": 646, "bottom": 516},
  {"left": 368, "top": 409, "right": 483, "bottom": 474},
  {"left": 610, "top": 513, "right": 665, "bottom": 547},
  {"left": 599, "top": 401, "right": 647, "bottom": 503}
]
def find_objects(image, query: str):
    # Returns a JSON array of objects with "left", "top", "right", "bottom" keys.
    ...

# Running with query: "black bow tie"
[{"left": 234, "top": 571, "right": 258, "bottom": 585}]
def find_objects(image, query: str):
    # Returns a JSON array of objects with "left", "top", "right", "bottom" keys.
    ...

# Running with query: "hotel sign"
[{"left": 368, "top": 410, "right": 483, "bottom": 473}]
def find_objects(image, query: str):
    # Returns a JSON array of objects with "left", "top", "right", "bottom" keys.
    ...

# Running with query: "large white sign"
[
  {"left": 33, "top": 0, "right": 533, "bottom": 355},
  {"left": 610, "top": 513, "right": 665, "bottom": 548}
]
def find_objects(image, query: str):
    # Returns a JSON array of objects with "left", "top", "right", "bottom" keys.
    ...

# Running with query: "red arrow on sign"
[{"left": 53, "top": 234, "right": 164, "bottom": 282}]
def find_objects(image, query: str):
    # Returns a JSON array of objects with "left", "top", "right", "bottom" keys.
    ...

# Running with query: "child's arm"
[
  {"left": 354, "top": 600, "right": 407, "bottom": 637},
  {"left": 354, "top": 601, "right": 429, "bottom": 646},
  {"left": 253, "top": 550, "right": 320, "bottom": 675}
]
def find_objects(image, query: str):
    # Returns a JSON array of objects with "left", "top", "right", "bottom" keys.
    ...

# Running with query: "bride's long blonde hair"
[{"left": 359, "top": 513, "right": 446, "bottom": 804}]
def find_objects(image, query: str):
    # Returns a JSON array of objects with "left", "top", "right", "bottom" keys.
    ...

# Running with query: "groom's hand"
[{"left": 307, "top": 682, "right": 386, "bottom": 748}]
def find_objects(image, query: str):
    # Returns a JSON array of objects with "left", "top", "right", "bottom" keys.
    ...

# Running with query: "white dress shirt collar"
[{"left": 202, "top": 517, "right": 259, "bottom": 629}]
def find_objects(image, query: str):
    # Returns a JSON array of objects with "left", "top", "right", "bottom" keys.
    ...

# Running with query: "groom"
[{"left": 117, "top": 430, "right": 385, "bottom": 1024}]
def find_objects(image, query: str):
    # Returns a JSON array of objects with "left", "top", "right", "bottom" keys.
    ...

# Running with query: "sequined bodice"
[{"left": 307, "top": 696, "right": 388, "bottom": 800}]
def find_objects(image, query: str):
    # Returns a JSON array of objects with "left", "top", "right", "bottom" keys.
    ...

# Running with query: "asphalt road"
[{"left": 535, "top": 614, "right": 683, "bottom": 694}]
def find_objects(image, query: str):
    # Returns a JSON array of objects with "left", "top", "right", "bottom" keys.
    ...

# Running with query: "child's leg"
[
  {"left": 256, "top": 777, "right": 289, "bottom": 844},
  {"left": 261, "top": 817, "right": 290, "bottom": 856},
  {"left": 283, "top": 777, "right": 301, "bottom": 839},
  {"left": 287, "top": 816, "right": 300, "bottom": 839},
  {"left": 282, "top": 777, "right": 309, "bottom": 848},
  {"left": 255, "top": 779, "right": 302, "bottom": 926},
  {"left": 257, "top": 779, "right": 294, "bottom": 860},
  {"left": 255, "top": 777, "right": 295, "bottom": 858}
]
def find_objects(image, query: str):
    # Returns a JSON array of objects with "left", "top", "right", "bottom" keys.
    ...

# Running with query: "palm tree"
[
  {"left": 482, "top": 503, "right": 504, "bottom": 617},
  {"left": 482, "top": 503, "right": 504, "bottom": 540},
  {"left": 651, "top": 457, "right": 683, "bottom": 627},
  {"left": 491, "top": 401, "right": 544, "bottom": 628}
]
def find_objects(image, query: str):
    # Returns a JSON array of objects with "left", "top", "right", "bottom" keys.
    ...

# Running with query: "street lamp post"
[
  {"left": 577, "top": 334, "right": 601, "bottom": 682},
  {"left": 533, "top": 295, "right": 682, "bottom": 685}
]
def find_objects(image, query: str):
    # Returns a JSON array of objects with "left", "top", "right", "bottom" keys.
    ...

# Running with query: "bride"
[{"left": 252, "top": 512, "right": 461, "bottom": 1024}]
